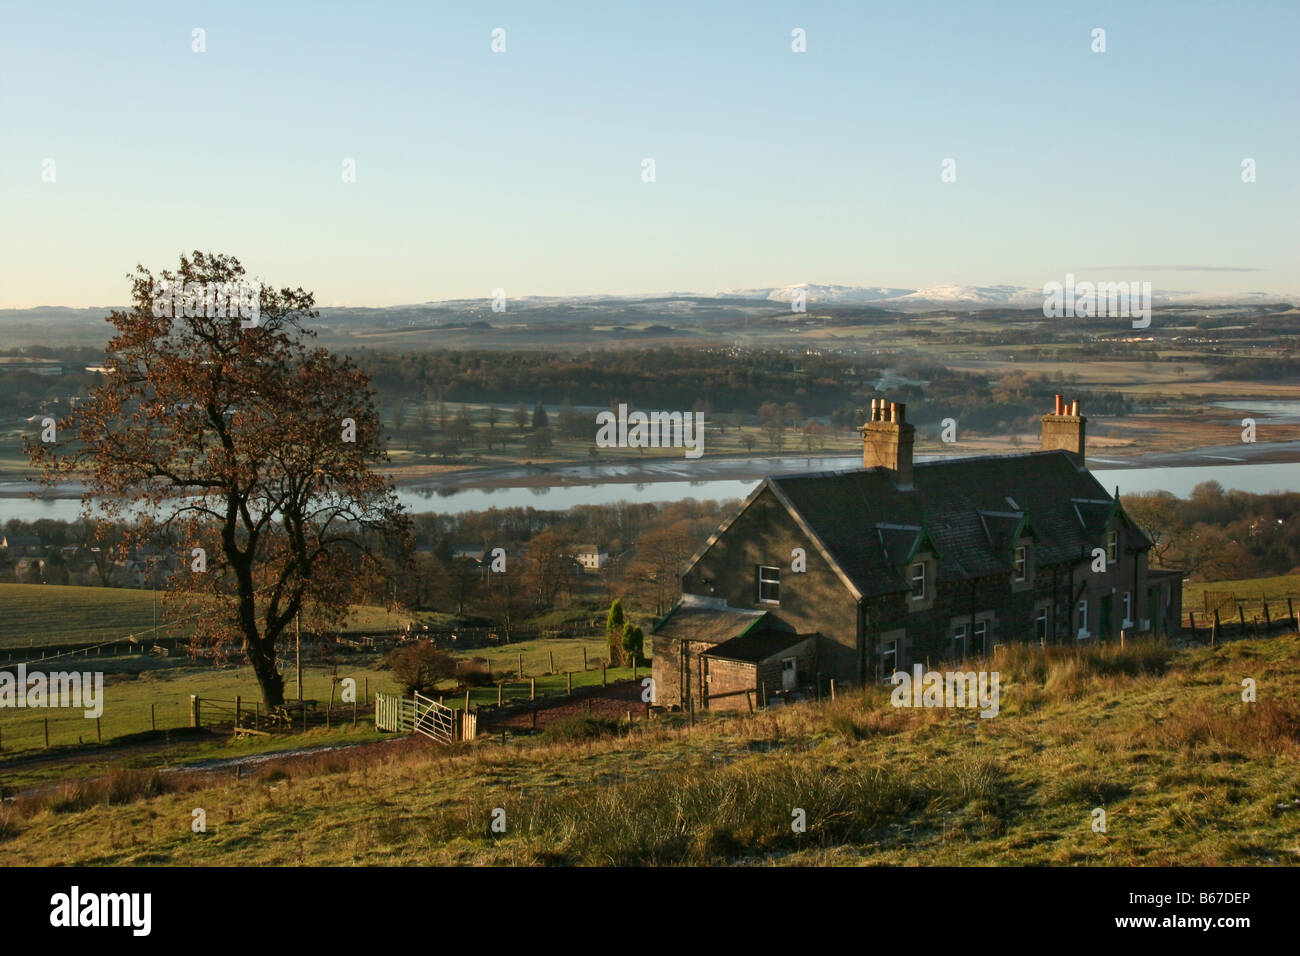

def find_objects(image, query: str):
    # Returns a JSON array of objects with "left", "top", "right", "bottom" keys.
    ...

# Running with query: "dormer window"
[
  {"left": 910, "top": 562, "right": 926, "bottom": 600},
  {"left": 1014, "top": 545, "right": 1027, "bottom": 582},
  {"left": 1106, "top": 530, "right": 1118, "bottom": 563}
]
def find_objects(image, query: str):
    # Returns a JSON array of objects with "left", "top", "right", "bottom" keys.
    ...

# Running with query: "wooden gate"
[
  {"left": 374, "top": 690, "right": 470, "bottom": 744},
  {"left": 413, "top": 691, "right": 456, "bottom": 744}
]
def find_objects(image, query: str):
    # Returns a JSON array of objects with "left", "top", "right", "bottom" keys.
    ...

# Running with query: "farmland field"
[{"left": 0, "top": 583, "right": 422, "bottom": 649}]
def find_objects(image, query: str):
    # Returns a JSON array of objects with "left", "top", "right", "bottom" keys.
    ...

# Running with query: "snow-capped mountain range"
[{"left": 718, "top": 282, "right": 1295, "bottom": 310}]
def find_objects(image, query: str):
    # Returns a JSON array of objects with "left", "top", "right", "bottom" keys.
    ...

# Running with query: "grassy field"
[
  {"left": 0, "top": 657, "right": 395, "bottom": 758},
  {"left": 0, "top": 583, "right": 423, "bottom": 649},
  {"left": 1, "top": 632, "right": 1296, "bottom": 865},
  {"left": 1181, "top": 574, "right": 1300, "bottom": 621},
  {"left": 0, "top": 632, "right": 633, "bottom": 774}
]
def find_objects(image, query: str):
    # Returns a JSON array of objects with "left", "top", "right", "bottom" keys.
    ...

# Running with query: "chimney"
[
  {"left": 861, "top": 398, "right": 914, "bottom": 487},
  {"left": 1041, "top": 396, "right": 1086, "bottom": 462}
]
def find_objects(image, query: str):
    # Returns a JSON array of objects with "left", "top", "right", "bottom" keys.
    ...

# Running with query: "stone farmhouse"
[{"left": 652, "top": 396, "right": 1184, "bottom": 711}]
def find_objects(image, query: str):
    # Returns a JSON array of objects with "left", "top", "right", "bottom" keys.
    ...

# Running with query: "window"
[
  {"left": 911, "top": 562, "right": 926, "bottom": 600},
  {"left": 973, "top": 619, "right": 989, "bottom": 655},
  {"left": 757, "top": 566, "right": 780, "bottom": 604},
  {"left": 880, "top": 639, "right": 897, "bottom": 678},
  {"left": 1035, "top": 606, "right": 1049, "bottom": 641},
  {"left": 1014, "top": 545, "right": 1027, "bottom": 582},
  {"left": 951, "top": 624, "right": 967, "bottom": 660},
  {"left": 1077, "top": 599, "right": 1089, "bottom": 638},
  {"left": 1122, "top": 591, "right": 1132, "bottom": 626},
  {"left": 1106, "top": 530, "right": 1118, "bottom": 563}
]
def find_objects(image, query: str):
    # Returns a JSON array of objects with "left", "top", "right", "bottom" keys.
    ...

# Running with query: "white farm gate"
[{"left": 374, "top": 690, "right": 473, "bottom": 744}]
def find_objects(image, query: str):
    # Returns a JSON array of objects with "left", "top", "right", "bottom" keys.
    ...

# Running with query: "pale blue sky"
[{"left": 2, "top": 0, "right": 1296, "bottom": 308}]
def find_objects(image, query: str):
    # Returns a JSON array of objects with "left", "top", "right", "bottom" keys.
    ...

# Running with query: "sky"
[{"left": 2, "top": 0, "right": 1297, "bottom": 308}]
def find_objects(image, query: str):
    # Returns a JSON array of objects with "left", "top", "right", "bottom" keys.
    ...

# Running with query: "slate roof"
[
  {"left": 651, "top": 595, "right": 768, "bottom": 646},
  {"left": 703, "top": 629, "right": 812, "bottom": 664},
  {"left": 759, "top": 450, "right": 1150, "bottom": 599}
]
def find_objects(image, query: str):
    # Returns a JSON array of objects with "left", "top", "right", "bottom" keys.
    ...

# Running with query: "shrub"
[
  {"left": 455, "top": 660, "right": 495, "bottom": 689},
  {"left": 386, "top": 641, "right": 457, "bottom": 695},
  {"left": 606, "top": 599, "right": 625, "bottom": 667},
  {"left": 621, "top": 623, "right": 644, "bottom": 665}
]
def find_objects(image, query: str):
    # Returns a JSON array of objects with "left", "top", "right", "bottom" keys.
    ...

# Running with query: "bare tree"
[{"left": 28, "top": 252, "right": 410, "bottom": 708}]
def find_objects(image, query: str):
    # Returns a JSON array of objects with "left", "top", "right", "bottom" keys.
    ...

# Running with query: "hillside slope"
[{"left": 3, "top": 635, "right": 1298, "bottom": 865}]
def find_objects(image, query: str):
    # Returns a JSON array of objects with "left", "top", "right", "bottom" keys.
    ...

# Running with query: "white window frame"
[
  {"left": 1106, "top": 530, "right": 1118, "bottom": 563},
  {"left": 1014, "top": 545, "right": 1027, "bottom": 582},
  {"left": 910, "top": 562, "right": 926, "bottom": 601},
  {"left": 951, "top": 623, "right": 967, "bottom": 660},
  {"left": 1077, "top": 599, "right": 1090, "bottom": 639},
  {"left": 1122, "top": 591, "right": 1133, "bottom": 627},
  {"left": 1035, "top": 606, "right": 1049, "bottom": 641},
  {"left": 757, "top": 565, "right": 781, "bottom": 605},
  {"left": 880, "top": 639, "right": 897, "bottom": 679},
  {"left": 973, "top": 618, "right": 989, "bottom": 654}
]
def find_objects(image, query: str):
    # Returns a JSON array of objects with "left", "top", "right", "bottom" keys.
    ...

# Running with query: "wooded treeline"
[{"left": 1124, "top": 484, "right": 1300, "bottom": 581}]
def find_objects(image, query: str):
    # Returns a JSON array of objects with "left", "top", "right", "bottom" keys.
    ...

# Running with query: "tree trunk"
[{"left": 246, "top": 632, "right": 286, "bottom": 709}]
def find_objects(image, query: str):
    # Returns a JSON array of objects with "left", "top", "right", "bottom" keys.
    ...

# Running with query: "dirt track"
[{"left": 479, "top": 679, "right": 648, "bottom": 733}]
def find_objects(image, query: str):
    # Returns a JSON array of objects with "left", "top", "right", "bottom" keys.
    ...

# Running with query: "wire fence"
[{"left": 0, "top": 665, "right": 386, "bottom": 757}]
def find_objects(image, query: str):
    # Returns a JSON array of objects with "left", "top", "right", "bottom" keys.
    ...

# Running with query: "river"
[{"left": 2, "top": 454, "right": 1298, "bottom": 521}]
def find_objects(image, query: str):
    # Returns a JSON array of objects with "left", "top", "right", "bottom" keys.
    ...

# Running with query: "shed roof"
[
  {"left": 651, "top": 596, "right": 768, "bottom": 646},
  {"left": 703, "top": 630, "right": 813, "bottom": 664}
]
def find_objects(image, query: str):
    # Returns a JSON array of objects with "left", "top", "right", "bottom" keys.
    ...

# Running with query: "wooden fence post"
[
  {"left": 352, "top": 696, "right": 357, "bottom": 728},
  {"left": 549, "top": 651, "right": 555, "bottom": 675},
  {"left": 1212, "top": 609, "right": 1221, "bottom": 647},
  {"left": 601, "top": 662, "right": 607, "bottom": 687},
  {"left": 566, "top": 671, "right": 573, "bottom": 694},
  {"left": 1262, "top": 598, "right": 1271, "bottom": 627},
  {"left": 235, "top": 695, "right": 241, "bottom": 728},
  {"left": 518, "top": 653, "right": 524, "bottom": 678},
  {"left": 151, "top": 702, "right": 156, "bottom": 731},
  {"left": 190, "top": 694, "right": 200, "bottom": 728},
  {"left": 498, "top": 683, "right": 503, "bottom": 706},
  {"left": 830, "top": 679, "right": 836, "bottom": 701},
  {"left": 582, "top": 647, "right": 588, "bottom": 670},
  {"left": 632, "top": 658, "right": 637, "bottom": 679},
  {"left": 1188, "top": 611, "right": 1196, "bottom": 635},
  {"left": 44, "top": 718, "right": 49, "bottom": 749},
  {"left": 96, "top": 717, "right": 101, "bottom": 744},
  {"left": 530, "top": 678, "right": 536, "bottom": 701}
]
